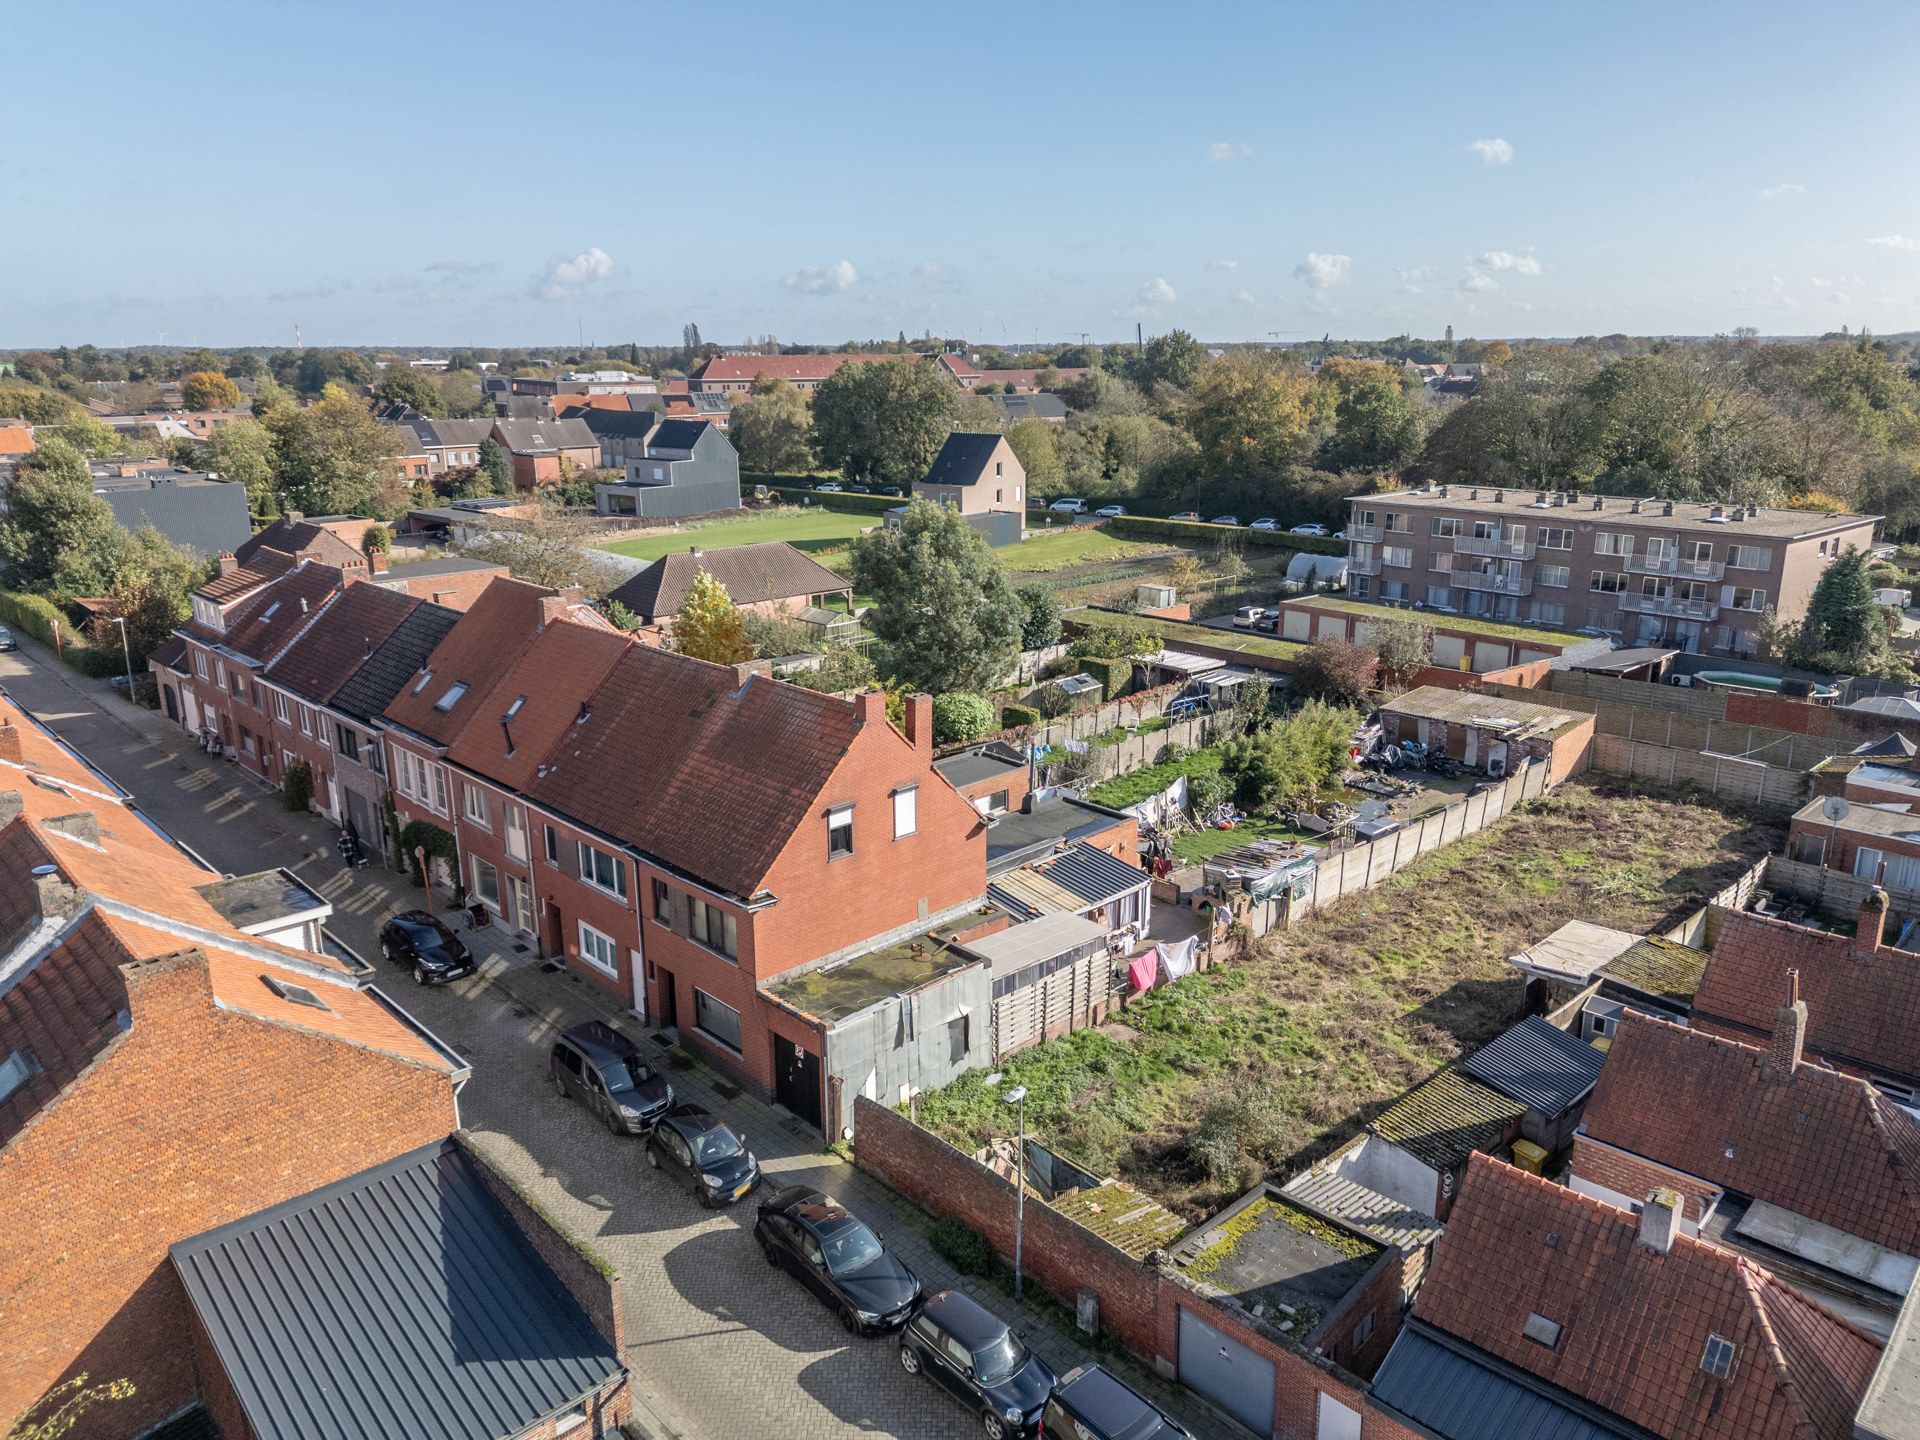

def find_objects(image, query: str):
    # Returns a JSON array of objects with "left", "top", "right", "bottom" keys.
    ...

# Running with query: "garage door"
[
  {"left": 1178, "top": 1306, "right": 1275, "bottom": 1438},
  {"left": 1433, "top": 635, "right": 1466, "bottom": 669}
]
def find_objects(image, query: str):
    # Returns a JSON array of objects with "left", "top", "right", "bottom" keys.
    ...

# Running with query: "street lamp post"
[
  {"left": 109, "top": 616, "right": 135, "bottom": 697},
  {"left": 1005, "top": 1084, "right": 1028, "bottom": 1300}
]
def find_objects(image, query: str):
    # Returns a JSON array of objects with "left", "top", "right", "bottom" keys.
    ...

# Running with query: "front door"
[
  {"left": 540, "top": 899, "right": 563, "bottom": 959},
  {"left": 163, "top": 684, "right": 178, "bottom": 721},
  {"left": 508, "top": 876, "right": 534, "bottom": 936},
  {"left": 773, "top": 1034, "right": 824, "bottom": 1129},
  {"left": 655, "top": 967, "right": 678, "bottom": 1030}
]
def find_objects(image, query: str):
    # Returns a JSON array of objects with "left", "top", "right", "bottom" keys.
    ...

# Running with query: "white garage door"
[{"left": 1178, "top": 1306, "right": 1275, "bottom": 1438}]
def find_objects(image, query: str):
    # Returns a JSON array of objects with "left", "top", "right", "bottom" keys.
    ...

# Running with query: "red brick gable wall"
[{"left": 0, "top": 951, "right": 455, "bottom": 1440}]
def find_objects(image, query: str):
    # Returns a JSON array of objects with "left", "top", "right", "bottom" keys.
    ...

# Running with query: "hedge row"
[
  {"left": 1103, "top": 514, "right": 1349, "bottom": 557},
  {"left": 1078, "top": 655, "right": 1133, "bottom": 700},
  {"left": 0, "top": 591, "right": 125, "bottom": 678},
  {"left": 763, "top": 488, "right": 903, "bottom": 515}
]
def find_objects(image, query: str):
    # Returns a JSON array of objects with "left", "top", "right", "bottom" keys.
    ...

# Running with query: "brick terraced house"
[{"left": 1344, "top": 483, "right": 1878, "bottom": 656}]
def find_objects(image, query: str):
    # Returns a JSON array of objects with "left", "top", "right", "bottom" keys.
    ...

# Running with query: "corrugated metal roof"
[
  {"left": 170, "top": 1139, "right": 622, "bottom": 1440},
  {"left": 1463, "top": 1015, "right": 1606, "bottom": 1116},
  {"left": 1372, "top": 1325, "right": 1627, "bottom": 1440},
  {"left": 988, "top": 868, "right": 1088, "bottom": 918},
  {"left": 1042, "top": 842, "right": 1150, "bottom": 905}
]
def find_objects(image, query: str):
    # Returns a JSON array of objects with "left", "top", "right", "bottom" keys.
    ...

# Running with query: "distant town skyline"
[{"left": 6, "top": 1, "right": 1919, "bottom": 347}]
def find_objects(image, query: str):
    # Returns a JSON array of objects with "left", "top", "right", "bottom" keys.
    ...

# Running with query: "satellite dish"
[{"left": 1822, "top": 795, "right": 1851, "bottom": 823}]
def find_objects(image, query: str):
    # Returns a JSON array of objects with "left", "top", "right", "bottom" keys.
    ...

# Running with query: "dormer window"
[
  {"left": 1701, "top": 1334, "right": 1736, "bottom": 1379},
  {"left": 434, "top": 682, "right": 469, "bottom": 713},
  {"left": 0, "top": 1048, "right": 43, "bottom": 1103},
  {"left": 1522, "top": 1313, "right": 1562, "bottom": 1350}
]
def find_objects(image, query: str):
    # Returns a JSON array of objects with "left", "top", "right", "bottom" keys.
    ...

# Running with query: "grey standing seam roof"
[
  {"left": 1462, "top": 1015, "right": 1606, "bottom": 1116},
  {"left": 920, "top": 431, "right": 1004, "bottom": 488},
  {"left": 647, "top": 418, "right": 711, "bottom": 451},
  {"left": 1041, "top": 842, "right": 1150, "bottom": 905},
  {"left": 1372, "top": 1326, "right": 1631, "bottom": 1440},
  {"left": 329, "top": 603, "right": 460, "bottom": 722},
  {"left": 170, "top": 1139, "right": 623, "bottom": 1440}
]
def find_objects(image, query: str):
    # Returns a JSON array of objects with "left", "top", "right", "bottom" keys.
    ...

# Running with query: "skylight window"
[
  {"left": 410, "top": 668, "right": 435, "bottom": 696},
  {"left": 502, "top": 696, "right": 527, "bottom": 724},
  {"left": 260, "top": 602, "right": 280, "bottom": 622},
  {"left": 1700, "top": 1334, "right": 1736, "bottom": 1379},
  {"left": 261, "top": 975, "right": 330, "bottom": 1011},
  {"left": 0, "top": 1049, "right": 42, "bottom": 1103},
  {"left": 434, "top": 682, "right": 469, "bottom": 712},
  {"left": 1522, "top": 1313, "right": 1562, "bottom": 1350}
]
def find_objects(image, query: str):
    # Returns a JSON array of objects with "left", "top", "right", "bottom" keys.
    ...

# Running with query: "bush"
[
  {"left": 1001, "top": 702, "right": 1043, "bottom": 730},
  {"left": 932, "top": 691, "right": 995, "bottom": 745},
  {"left": 1080, "top": 655, "right": 1134, "bottom": 700},
  {"left": 1070, "top": 614, "right": 1159, "bottom": 661},
  {"left": 929, "top": 1216, "right": 997, "bottom": 1278},
  {"left": 1105, "top": 513, "right": 1348, "bottom": 556},
  {"left": 397, "top": 819, "right": 458, "bottom": 887},
  {"left": 0, "top": 590, "right": 122, "bottom": 678},
  {"left": 281, "top": 758, "right": 314, "bottom": 813}
]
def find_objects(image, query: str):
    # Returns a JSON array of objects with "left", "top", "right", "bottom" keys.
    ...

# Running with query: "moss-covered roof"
[
  {"left": 1050, "top": 1181, "right": 1187, "bottom": 1258},
  {"left": 768, "top": 912, "right": 990, "bottom": 1024},
  {"left": 1600, "top": 935, "right": 1710, "bottom": 1005},
  {"left": 1121, "top": 614, "right": 1306, "bottom": 662},
  {"left": 1372, "top": 1068, "right": 1527, "bottom": 1172}
]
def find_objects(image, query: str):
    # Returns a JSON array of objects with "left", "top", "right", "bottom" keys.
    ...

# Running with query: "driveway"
[{"left": 0, "top": 642, "right": 1224, "bottom": 1440}]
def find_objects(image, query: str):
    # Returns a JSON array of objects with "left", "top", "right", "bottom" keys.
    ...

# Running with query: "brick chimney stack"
[
  {"left": 216, "top": 553, "right": 238, "bottom": 576},
  {"left": 0, "top": 719, "right": 22, "bottom": 765},
  {"left": 903, "top": 694, "right": 933, "bottom": 755},
  {"left": 30, "top": 863, "right": 81, "bottom": 923},
  {"left": 855, "top": 689, "right": 887, "bottom": 726},
  {"left": 1638, "top": 1186, "right": 1683, "bottom": 1255},
  {"left": 367, "top": 548, "right": 388, "bottom": 575},
  {"left": 1766, "top": 969, "right": 1807, "bottom": 1079},
  {"left": 1857, "top": 887, "right": 1889, "bottom": 958}
]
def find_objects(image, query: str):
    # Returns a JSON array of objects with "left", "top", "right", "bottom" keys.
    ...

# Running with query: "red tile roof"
[
  {"left": 1696, "top": 906, "right": 1920, "bottom": 1083},
  {"left": 937, "top": 354, "right": 983, "bottom": 380},
  {"left": 213, "top": 565, "right": 352, "bottom": 663},
  {"left": 262, "top": 581, "right": 424, "bottom": 705},
  {"left": 196, "top": 547, "right": 296, "bottom": 605},
  {"left": 1570, "top": 1133, "right": 1723, "bottom": 1223},
  {"left": 1416, "top": 1154, "right": 1881, "bottom": 1440},
  {"left": 0, "top": 425, "right": 35, "bottom": 456},
  {"left": 444, "top": 620, "right": 632, "bottom": 792},
  {"left": 525, "top": 646, "right": 862, "bottom": 898},
  {"left": 1582, "top": 1010, "right": 1920, "bottom": 1255},
  {"left": 693, "top": 353, "right": 921, "bottom": 385}
]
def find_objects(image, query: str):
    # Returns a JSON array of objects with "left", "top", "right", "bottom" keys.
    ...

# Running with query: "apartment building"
[{"left": 1345, "top": 485, "right": 1879, "bottom": 656}]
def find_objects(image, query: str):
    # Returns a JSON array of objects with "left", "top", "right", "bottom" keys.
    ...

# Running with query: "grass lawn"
[
  {"left": 600, "top": 503, "right": 883, "bottom": 561},
  {"left": 1171, "top": 816, "right": 1323, "bottom": 864},
  {"left": 915, "top": 778, "right": 1784, "bottom": 1218},
  {"left": 1087, "top": 746, "right": 1225, "bottom": 809},
  {"left": 1003, "top": 526, "right": 1179, "bottom": 575}
]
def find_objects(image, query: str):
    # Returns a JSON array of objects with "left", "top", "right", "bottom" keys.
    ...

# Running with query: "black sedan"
[
  {"left": 754, "top": 1185, "right": 922, "bottom": 1333},
  {"left": 900, "top": 1290, "right": 1056, "bottom": 1438},
  {"left": 379, "top": 909, "right": 475, "bottom": 985},
  {"left": 645, "top": 1104, "right": 760, "bottom": 1207}
]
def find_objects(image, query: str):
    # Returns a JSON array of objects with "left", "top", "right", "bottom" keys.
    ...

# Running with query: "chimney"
[
  {"left": 43, "top": 812, "right": 100, "bottom": 846},
  {"left": 903, "top": 693, "right": 933, "bottom": 755},
  {"left": 1493, "top": 488, "right": 1505, "bottom": 503},
  {"left": 286, "top": 510, "right": 304, "bottom": 522},
  {"left": 368, "top": 548, "right": 388, "bottom": 574},
  {"left": 855, "top": 689, "right": 887, "bottom": 726},
  {"left": 539, "top": 594, "right": 574, "bottom": 627},
  {"left": 0, "top": 790, "right": 21, "bottom": 828},
  {"left": 1857, "top": 886, "right": 1889, "bottom": 957},
  {"left": 217, "top": 552, "right": 238, "bottom": 576},
  {"left": 30, "top": 863, "right": 81, "bottom": 923},
  {"left": 0, "top": 719, "right": 21, "bottom": 765},
  {"left": 730, "top": 659, "right": 770, "bottom": 687},
  {"left": 1766, "top": 970, "right": 1807, "bottom": 1078},
  {"left": 689, "top": 545, "right": 704, "bottom": 558},
  {"left": 1638, "top": 1186, "right": 1683, "bottom": 1255},
  {"left": 1592, "top": 496, "right": 1604, "bottom": 511},
  {"left": 1663, "top": 501, "right": 1675, "bottom": 517},
  {"left": 1469, "top": 488, "right": 1479, "bottom": 501},
  {"left": 1632, "top": 499, "right": 1644, "bottom": 514}
]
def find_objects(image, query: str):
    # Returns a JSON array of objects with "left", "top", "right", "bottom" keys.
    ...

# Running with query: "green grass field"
[
  {"left": 1003, "top": 526, "right": 1178, "bottom": 574},
  {"left": 599, "top": 504, "right": 883, "bottom": 561}
]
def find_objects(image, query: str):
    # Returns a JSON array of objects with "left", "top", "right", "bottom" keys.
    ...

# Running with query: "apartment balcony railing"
[
  {"left": 1624, "top": 552, "right": 1727, "bottom": 582},
  {"left": 1452, "top": 569, "right": 1533, "bottom": 596},
  {"left": 1619, "top": 591, "right": 1720, "bottom": 621},
  {"left": 1349, "top": 554, "right": 1384, "bottom": 576},
  {"left": 1347, "top": 523, "right": 1383, "bottom": 543},
  {"left": 1451, "top": 534, "right": 1538, "bottom": 560}
]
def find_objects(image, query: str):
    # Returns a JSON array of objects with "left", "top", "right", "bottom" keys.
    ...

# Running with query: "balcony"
[
  {"left": 1624, "top": 552, "right": 1726, "bottom": 582},
  {"left": 1349, "top": 554, "right": 1383, "bottom": 576},
  {"left": 1451, "top": 533, "right": 1537, "bottom": 560},
  {"left": 1619, "top": 591, "right": 1720, "bottom": 621},
  {"left": 1348, "top": 522, "right": 1383, "bottom": 543},
  {"left": 1452, "top": 569, "right": 1532, "bottom": 596}
]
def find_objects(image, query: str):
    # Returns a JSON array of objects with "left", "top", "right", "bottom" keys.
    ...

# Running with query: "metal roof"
[
  {"left": 1044, "top": 842, "right": 1151, "bottom": 905},
  {"left": 1463, "top": 1015, "right": 1607, "bottom": 1117},
  {"left": 961, "top": 910, "right": 1107, "bottom": 977},
  {"left": 170, "top": 1139, "right": 623, "bottom": 1440},
  {"left": 1372, "top": 1325, "right": 1629, "bottom": 1440}
]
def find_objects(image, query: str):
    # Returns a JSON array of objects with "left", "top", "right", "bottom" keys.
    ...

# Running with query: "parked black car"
[
  {"left": 548, "top": 1021, "right": 673, "bottom": 1134},
  {"left": 645, "top": 1104, "right": 760, "bottom": 1207},
  {"left": 378, "top": 909, "right": 475, "bottom": 985},
  {"left": 1043, "top": 1364, "right": 1190, "bottom": 1440},
  {"left": 899, "top": 1290, "right": 1056, "bottom": 1438},
  {"left": 754, "top": 1185, "right": 921, "bottom": 1333}
]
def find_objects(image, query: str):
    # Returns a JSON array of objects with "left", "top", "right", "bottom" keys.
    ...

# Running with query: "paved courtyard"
[{"left": 0, "top": 641, "right": 1226, "bottom": 1440}]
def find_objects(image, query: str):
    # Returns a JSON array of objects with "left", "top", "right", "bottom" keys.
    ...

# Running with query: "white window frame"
[
  {"left": 471, "top": 855, "right": 501, "bottom": 910},
  {"left": 1383, "top": 546, "right": 1412, "bottom": 570},
  {"left": 1537, "top": 564, "right": 1570, "bottom": 589},
  {"left": 577, "top": 921, "right": 619, "bottom": 977},
  {"left": 892, "top": 786, "right": 917, "bottom": 839},
  {"left": 194, "top": 650, "right": 209, "bottom": 680},
  {"left": 827, "top": 804, "right": 854, "bottom": 859},
  {"left": 273, "top": 692, "right": 290, "bottom": 723},
  {"left": 504, "top": 804, "right": 528, "bottom": 863},
  {"left": 463, "top": 781, "right": 491, "bottom": 829},
  {"left": 577, "top": 840, "right": 627, "bottom": 899}
]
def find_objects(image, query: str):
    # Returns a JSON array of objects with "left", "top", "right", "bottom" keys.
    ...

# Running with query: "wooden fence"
[
  {"left": 1763, "top": 854, "right": 1920, "bottom": 920},
  {"left": 1590, "top": 734, "right": 1809, "bottom": 811}
]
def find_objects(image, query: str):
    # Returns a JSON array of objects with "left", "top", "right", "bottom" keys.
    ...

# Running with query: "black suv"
[
  {"left": 899, "top": 1290, "right": 1056, "bottom": 1438},
  {"left": 1043, "top": 1364, "right": 1190, "bottom": 1440},
  {"left": 754, "top": 1185, "right": 921, "bottom": 1333},
  {"left": 378, "top": 910, "right": 475, "bottom": 985},
  {"left": 645, "top": 1104, "right": 761, "bottom": 1207},
  {"left": 548, "top": 1021, "right": 673, "bottom": 1134}
]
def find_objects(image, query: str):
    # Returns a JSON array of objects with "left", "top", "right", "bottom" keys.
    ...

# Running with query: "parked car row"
[
  {"left": 541, "top": 1013, "right": 1187, "bottom": 1439},
  {"left": 811, "top": 482, "right": 903, "bottom": 496},
  {"left": 1030, "top": 502, "right": 1343, "bottom": 535}
]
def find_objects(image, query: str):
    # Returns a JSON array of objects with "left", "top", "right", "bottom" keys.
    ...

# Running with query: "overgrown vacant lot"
[{"left": 918, "top": 779, "right": 1784, "bottom": 1217}]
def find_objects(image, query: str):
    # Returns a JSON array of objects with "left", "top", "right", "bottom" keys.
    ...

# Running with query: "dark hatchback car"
[
  {"left": 378, "top": 909, "right": 475, "bottom": 985},
  {"left": 645, "top": 1103, "right": 761, "bottom": 1207},
  {"left": 900, "top": 1290, "right": 1056, "bottom": 1438},
  {"left": 1043, "top": 1364, "right": 1190, "bottom": 1440},
  {"left": 548, "top": 1021, "right": 673, "bottom": 1134},
  {"left": 754, "top": 1184, "right": 921, "bottom": 1334}
]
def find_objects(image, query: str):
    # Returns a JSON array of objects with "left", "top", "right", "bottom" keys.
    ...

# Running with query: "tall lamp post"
[
  {"left": 109, "top": 616, "right": 135, "bottom": 697},
  {"left": 1004, "top": 1084, "right": 1028, "bottom": 1300}
]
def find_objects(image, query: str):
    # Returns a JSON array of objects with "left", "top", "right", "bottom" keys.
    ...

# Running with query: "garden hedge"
[
  {"left": 1000, "top": 702, "right": 1043, "bottom": 729},
  {"left": 1103, "top": 514, "right": 1348, "bottom": 557},
  {"left": 0, "top": 591, "right": 125, "bottom": 678},
  {"left": 1080, "top": 655, "right": 1134, "bottom": 700}
]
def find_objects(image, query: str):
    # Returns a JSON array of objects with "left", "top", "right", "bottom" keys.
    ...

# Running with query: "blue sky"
[{"left": 5, "top": 1, "right": 1919, "bottom": 347}]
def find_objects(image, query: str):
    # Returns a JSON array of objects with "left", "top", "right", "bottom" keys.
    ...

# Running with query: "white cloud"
[
  {"left": 1758, "top": 183, "right": 1805, "bottom": 200},
  {"left": 1811, "top": 274, "right": 1864, "bottom": 289},
  {"left": 783, "top": 259, "right": 859, "bottom": 294},
  {"left": 1867, "top": 235, "right": 1920, "bottom": 250},
  {"left": 1457, "top": 268, "right": 1498, "bottom": 294},
  {"left": 1138, "top": 277, "right": 1178, "bottom": 304},
  {"left": 531, "top": 246, "right": 613, "bottom": 300},
  {"left": 1208, "top": 141, "right": 1252, "bottom": 164},
  {"left": 910, "top": 260, "right": 963, "bottom": 292},
  {"left": 1292, "top": 253, "right": 1351, "bottom": 290},
  {"left": 1396, "top": 265, "right": 1440, "bottom": 294},
  {"left": 1231, "top": 290, "right": 1256, "bottom": 308},
  {"left": 1468, "top": 137, "right": 1514, "bottom": 165},
  {"left": 267, "top": 281, "right": 352, "bottom": 303},
  {"left": 1206, "top": 258, "right": 1240, "bottom": 273},
  {"left": 1480, "top": 250, "right": 1543, "bottom": 276}
]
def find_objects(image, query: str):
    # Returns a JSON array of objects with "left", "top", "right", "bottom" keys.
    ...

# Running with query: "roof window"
[
  {"left": 261, "top": 975, "right": 330, "bottom": 1011},
  {"left": 502, "top": 696, "right": 527, "bottom": 724},
  {"left": 0, "top": 1048, "right": 43, "bottom": 1103},
  {"left": 1701, "top": 1334, "right": 1736, "bottom": 1379},
  {"left": 259, "top": 602, "right": 280, "bottom": 622},
  {"left": 410, "top": 668, "right": 435, "bottom": 696},
  {"left": 1522, "top": 1313, "right": 1562, "bottom": 1349},
  {"left": 433, "top": 682, "right": 469, "bottom": 713}
]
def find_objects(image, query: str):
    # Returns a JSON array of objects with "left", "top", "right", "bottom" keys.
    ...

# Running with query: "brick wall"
[
  {"left": 0, "top": 951, "right": 456, "bottom": 1440},
  {"left": 385, "top": 563, "right": 508, "bottom": 612},
  {"left": 852, "top": 1099, "right": 1419, "bottom": 1439}
]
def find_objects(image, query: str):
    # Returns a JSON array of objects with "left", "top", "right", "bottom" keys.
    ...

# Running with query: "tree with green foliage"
[
  {"left": 603, "top": 599, "right": 643, "bottom": 632},
  {"left": 181, "top": 370, "right": 242, "bottom": 411},
  {"left": 102, "top": 523, "right": 210, "bottom": 666},
  {"left": 811, "top": 358, "right": 957, "bottom": 486},
  {"left": 1290, "top": 637, "right": 1378, "bottom": 706},
  {"left": 1004, "top": 416, "right": 1063, "bottom": 493},
  {"left": 670, "top": 569, "right": 756, "bottom": 664},
  {"left": 931, "top": 691, "right": 994, "bottom": 745},
  {"left": 265, "top": 383, "right": 406, "bottom": 517},
  {"left": 464, "top": 497, "right": 622, "bottom": 596},
  {"left": 1069, "top": 613, "right": 1159, "bottom": 661},
  {"left": 1221, "top": 700, "right": 1363, "bottom": 811},
  {"left": 728, "top": 374, "right": 814, "bottom": 473},
  {"left": 1368, "top": 613, "right": 1435, "bottom": 687},
  {"left": 53, "top": 412, "right": 128, "bottom": 460},
  {"left": 1132, "top": 329, "right": 1206, "bottom": 390},
  {"left": 742, "top": 606, "right": 818, "bottom": 659},
  {"left": 1314, "top": 357, "right": 1427, "bottom": 472},
  {"left": 796, "top": 644, "right": 878, "bottom": 695},
  {"left": 1015, "top": 582, "right": 1062, "bottom": 649},
  {"left": 374, "top": 365, "right": 442, "bottom": 417},
  {"left": 360, "top": 522, "right": 392, "bottom": 557},
  {"left": 849, "top": 498, "right": 1022, "bottom": 692},
  {"left": 200, "top": 416, "right": 280, "bottom": 519},
  {"left": 0, "top": 438, "right": 131, "bottom": 598},
  {"left": 1182, "top": 352, "right": 1315, "bottom": 479},
  {"left": 1786, "top": 547, "right": 1908, "bottom": 678},
  {"left": 476, "top": 436, "right": 515, "bottom": 496}
]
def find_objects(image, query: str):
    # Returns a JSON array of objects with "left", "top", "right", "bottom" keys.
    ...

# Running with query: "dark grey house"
[
  {"left": 579, "top": 407, "right": 664, "bottom": 469},
  {"left": 92, "top": 467, "right": 251, "bottom": 554},
  {"left": 594, "top": 418, "right": 741, "bottom": 519}
]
